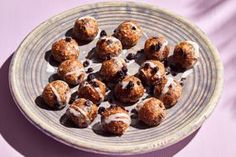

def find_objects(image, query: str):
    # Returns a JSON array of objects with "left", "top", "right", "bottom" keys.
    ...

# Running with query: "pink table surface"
[{"left": 0, "top": 0, "right": 235, "bottom": 156}]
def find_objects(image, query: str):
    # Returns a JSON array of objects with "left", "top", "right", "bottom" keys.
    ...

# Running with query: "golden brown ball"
[
  {"left": 114, "top": 20, "right": 142, "bottom": 48},
  {"left": 51, "top": 37, "right": 79, "bottom": 63},
  {"left": 66, "top": 98, "right": 98, "bottom": 128},
  {"left": 57, "top": 59, "right": 85, "bottom": 85},
  {"left": 99, "top": 58, "right": 127, "bottom": 83},
  {"left": 153, "top": 77, "right": 182, "bottom": 108},
  {"left": 136, "top": 97, "right": 166, "bottom": 126},
  {"left": 42, "top": 80, "right": 71, "bottom": 109},
  {"left": 78, "top": 79, "right": 106, "bottom": 104},
  {"left": 144, "top": 36, "right": 169, "bottom": 61},
  {"left": 95, "top": 36, "right": 122, "bottom": 60},
  {"left": 72, "top": 16, "right": 99, "bottom": 41},
  {"left": 114, "top": 75, "right": 145, "bottom": 104},
  {"left": 139, "top": 60, "right": 166, "bottom": 85},
  {"left": 172, "top": 40, "right": 199, "bottom": 69},
  {"left": 101, "top": 106, "right": 131, "bottom": 135}
]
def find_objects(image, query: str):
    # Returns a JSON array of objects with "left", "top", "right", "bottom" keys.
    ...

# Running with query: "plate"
[{"left": 9, "top": 1, "right": 224, "bottom": 155}]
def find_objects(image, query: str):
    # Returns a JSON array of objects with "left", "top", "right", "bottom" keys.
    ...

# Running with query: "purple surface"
[{"left": 0, "top": 0, "right": 235, "bottom": 156}]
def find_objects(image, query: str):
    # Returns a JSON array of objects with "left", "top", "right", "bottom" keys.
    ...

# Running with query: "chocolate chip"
[
  {"left": 178, "top": 48, "right": 185, "bottom": 57},
  {"left": 137, "top": 81, "right": 141, "bottom": 85},
  {"left": 172, "top": 72, "right": 177, "bottom": 76},
  {"left": 126, "top": 53, "right": 136, "bottom": 60},
  {"left": 87, "top": 67, "right": 94, "bottom": 73},
  {"left": 105, "top": 55, "right": 111, "bottom": 60},
  {"left": 180, "top": 82, "right": 184, "bottom": 86},
  {"left": 116, "top": 71, "right": 124, "bottom": 78},
  {"left": 124, "top": 59, "right": 129, "bottom": 63},
  {"left": 152, "top": 67, "right": 159, "bottom": 73},
  {"left": 91, "top": 81, "right": 99, "bottom": 87},
  {"left": 122, "top": 66, "right": 128, "bottom": 74},
  {"left": 100, "top": 30, "right": 107, "bottom": 38},
  {"left": 143, "top": 63, "right": 150, "bottom": 69},
  {"left": 106, "top": 39, "right": 113, "bottom": 45},
  {"left": 137, "top": 49, "right": 144, "bottom": 54},
  {"left": 98, "top": 107, "right": 105, "bottom": 114},
  {"left": 83, "top": 60, "right": 90, "bottom": 67},
  {"left": 126, "top": 81, "right": 134, "bottom": 89},
  {"left": 131, "top": 108, "right": 138, "bottom": 114},
  {"left": 85, "top": 100, "right": 93, "bottom": 106},
  {"left": 108, "top": 98, "right": 113, "bottom": 103},
  {"left": 150, "top": 43, "right": 161, "bottom": 52},
  {"left": 131, "top": 26, "right": 136, "bottom": 30},
  {"left": 87, "top": 74, "right": 95, "bottom": 81},
  {"left": 65, "top": 37, "right": 72, "bottom": 42},
  {"left": 163, "top": 59, "right": 168, "bottom": 67}
]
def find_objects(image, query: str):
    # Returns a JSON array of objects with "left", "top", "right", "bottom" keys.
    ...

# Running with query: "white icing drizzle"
[
  {"left": 162, "top": 77, "right": 176, "bottom": 94},
  {"left": 79, "top": 16, "right": 96, "bottom": 20},
  {"left": 160, "top": 40, "right": 168, "bottom": 52},
  {"left": 136, "top": 98, "right": 152, "bottom": 111},
  {"left": 94, "top": 29, "right": 101, "bottom": 40},
  {"left": 100, "top": 36, "right": 120, "bottom": 42},
  {"left": 64, "top": 68, "right": 84, "bottom": 77},
  {"left": 103, "top": 113, "right": 131, "bottom": 125},
  {"left": 121, "top": 81, "right": 130, "bottom": 89},
  {"left": 68, "top": 106, "right": 91, "bottom": 124},
  {"left": 94, "top": 86, "right": 104, "bottom": 102},
  {"left": 143, "top": 32, "right": 149, "bottom": 39},
  {"left": 141, "top": 61, "right": 161, "bottom": 78},
  {"left": 185, "top": 40, "right": 199, "bottom": 58},
  {"left": 181, "top": 69, "right": 193, "bottom": 79},
  {"left": 49, "top": 84, "right": 64, "bottom": 107},
  {"left": 81, "top": 80, "right": 104, "bottom": 102},
  {"left": 113, "top": 57, "right": 125, "bottom": 69}
]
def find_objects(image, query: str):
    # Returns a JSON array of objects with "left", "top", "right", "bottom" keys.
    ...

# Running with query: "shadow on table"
[{"left": 0, "top": 54, "right": 199, "bottom": 157}]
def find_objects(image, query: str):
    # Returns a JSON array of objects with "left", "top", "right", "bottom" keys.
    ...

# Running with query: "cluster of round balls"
[{"left": 42, "top": 16, "right": 199, "bottom": 135}]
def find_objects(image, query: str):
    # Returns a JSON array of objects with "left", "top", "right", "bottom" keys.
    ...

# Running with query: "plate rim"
[{"left": 9, "top": 1, "right": 224, "bottom": 155}]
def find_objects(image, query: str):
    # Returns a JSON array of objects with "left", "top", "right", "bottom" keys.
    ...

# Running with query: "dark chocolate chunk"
[
  {"left": 137, "top": 49, "right": 144, "bottom": 54},
  {"left": 126, "top": 81, "right": 134, "bottom": 89},
  {"left": 122, "top": 66, "right": 128, "bottom": 74},
  {"left": 178, "top": 48, "right": 185, "bottom": 57},
  {"left": 152, "top": 67, "right": 159, "bottom": 73},
  {"left": 100, "top": 30, "right": 107, "bottom": 38},
  {"left": 87, "top": 67, "right": 94, "bottom": 73},
  {"left": 116, "top": 71, "right": 124, "bottom": 77},
  {"left": 131, "top": 26, "right": 136, "bottom": 30},
  {"left": 98, "top": 107, "right": 105, "bottom": 114},
  {"left": 83, "top": 60, "right": 90, "bottom": 67},
  {"left": 87, "top": 74, "right": 95, "bottom": 81},
  {"left": 124, "top": 59, "right": 129, "bottom": 63},
  {"left": 150, "top": 43, "right": 161, "bottom": 52},
  {"left": 105, "top": 55, "right": 111, "bottom": 60},
  {"left": 137, "top": 81, "right": 141, "bottom": 85},
  {"left": 126, "top": 53, "right": 136, "bottom": 60},
  {"left": 85, "top": 100, "right": 93, "bottom": 106},
  {"left": 91, "top": 81, "right": 99, "bottom": 87},
  {"left": 143, "top": 63, "right": 150, "bottom": 69},
  {"left": 65, "top": 37, "right": 72, "bottom": 42},
  {"left": 172, "top": 72, "right": 177, "bottom": 76},
  {"left": 163, "top": 59, "right": 168, "bottom": 67}
]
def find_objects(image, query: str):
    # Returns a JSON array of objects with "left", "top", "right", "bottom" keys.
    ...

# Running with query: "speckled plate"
[{"left": 9, "top": 1, "right": 224, "bottom": 155}]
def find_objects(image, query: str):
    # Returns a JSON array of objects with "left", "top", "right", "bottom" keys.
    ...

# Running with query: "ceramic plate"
[{"left": 9, "top": 1, "right": 223, "bottom": 155}]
